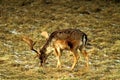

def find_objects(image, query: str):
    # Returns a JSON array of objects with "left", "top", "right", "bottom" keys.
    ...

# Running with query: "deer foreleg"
[
  {"left": 71, "top": 51, "right": 79, "bottom": 70},
  {"left": 56, "top": 55, "right": 61, "bottom": 68},
  {"left": 54, "top": 47, "right": 61, "bottom": 68}
]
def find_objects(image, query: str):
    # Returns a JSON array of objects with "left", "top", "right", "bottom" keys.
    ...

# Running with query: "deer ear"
[{"left": 41, "top": 31, "right": 49, "bottom": 39}]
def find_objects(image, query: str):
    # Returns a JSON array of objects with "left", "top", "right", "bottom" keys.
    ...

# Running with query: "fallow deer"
[{"left": 22, "top": 28, "right": 89, "bottom": 70}]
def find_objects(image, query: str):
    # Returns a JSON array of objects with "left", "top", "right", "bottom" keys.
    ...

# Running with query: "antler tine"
[{"left": 22, "top": 36, "right": 40, "bottom": 55}]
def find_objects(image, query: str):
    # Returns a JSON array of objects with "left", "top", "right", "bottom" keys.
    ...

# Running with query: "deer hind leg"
[
  {"left": 71, "top": 50, "right": 79, "bottom": 70},
  {"left": 81, "top": 49, "right": 89, "bottom": 67},
  {"left": 54, "top": 47, "right": 61, "bottom": 68}
]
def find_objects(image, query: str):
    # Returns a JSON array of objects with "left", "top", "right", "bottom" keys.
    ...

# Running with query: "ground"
[{"left": 0, "top": 0, "right": 120, "bottom": 80}]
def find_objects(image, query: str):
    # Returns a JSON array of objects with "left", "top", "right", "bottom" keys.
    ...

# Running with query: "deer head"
[{"left": 22, "top": 36, "right": 47, "bottom": 66}]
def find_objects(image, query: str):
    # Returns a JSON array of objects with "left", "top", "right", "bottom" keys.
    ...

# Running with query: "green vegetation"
[{"left": 0, "top": 0, "right": 120, "bottom": 80}]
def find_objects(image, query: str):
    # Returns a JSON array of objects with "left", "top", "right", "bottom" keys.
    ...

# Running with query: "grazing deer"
[{"left": 22, "top": 29, "right": 89, "bottom": 70}]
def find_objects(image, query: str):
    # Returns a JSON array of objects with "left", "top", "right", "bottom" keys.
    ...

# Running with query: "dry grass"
[{"left": 0, "top": 0, "right": 120, "bottom": 80}]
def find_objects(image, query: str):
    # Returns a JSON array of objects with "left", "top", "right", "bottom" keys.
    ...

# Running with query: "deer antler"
[{"left": 22, "top": 36, "right": 40, "bottom": 57}]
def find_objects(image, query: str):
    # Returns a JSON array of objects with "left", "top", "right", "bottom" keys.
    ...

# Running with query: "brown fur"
[{"left": 23, "top": 28, "right": 89, "bottom": 70}]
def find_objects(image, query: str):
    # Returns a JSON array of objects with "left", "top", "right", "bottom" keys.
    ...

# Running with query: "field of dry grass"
[{"left": 0, "top": 0, "right": 120, "bottom": 80}]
